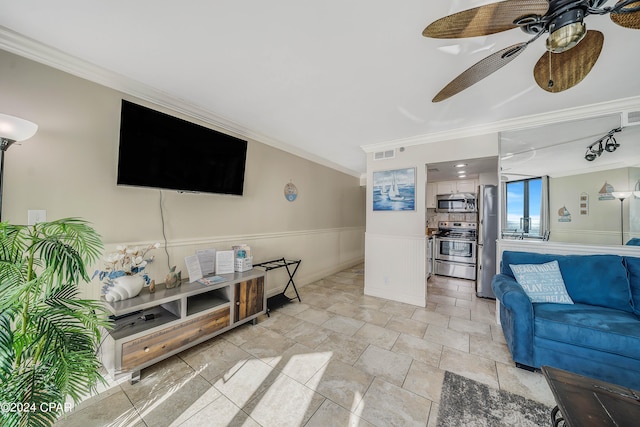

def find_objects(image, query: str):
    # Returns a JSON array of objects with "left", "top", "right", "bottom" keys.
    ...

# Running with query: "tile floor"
[{"left": 55, "top": 264, "right": 555, "bottom": 427}]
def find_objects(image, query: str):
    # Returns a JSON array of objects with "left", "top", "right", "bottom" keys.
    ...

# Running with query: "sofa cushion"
[
  {"left": 623, "top": 256, "right": 640, "bottom": 316},
  {"left": 534, "top": 303, "right": 640, "bottom": 360},
  {"left": 510, "top": 261, "right": 573, "bottom": 304},
  {"left": 501, "top": 251, "right": 633, "bottom": 313}
]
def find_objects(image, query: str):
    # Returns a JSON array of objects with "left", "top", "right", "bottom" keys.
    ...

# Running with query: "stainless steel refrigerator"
[{"left": 476, "top": 184, "right": 498, "bottom": 298}]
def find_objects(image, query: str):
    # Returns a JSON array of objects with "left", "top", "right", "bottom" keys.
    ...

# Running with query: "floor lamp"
[
  {"left": 0, "top": 113, "right": 38, "bottom": 221},
  {"left": 611, "top": 191, "right": 633, "bottom": 245}
]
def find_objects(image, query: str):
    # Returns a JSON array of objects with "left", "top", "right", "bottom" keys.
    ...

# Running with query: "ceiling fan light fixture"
[
  {"left": 545, "top": 7, "right": 587, "bottom": 53},
  {"left": 547, "top": 21, "right": 587, "bottom": 53}
]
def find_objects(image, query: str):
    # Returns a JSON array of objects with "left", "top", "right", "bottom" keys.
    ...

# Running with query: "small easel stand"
[{"left": 253, "top": 258, "right": 301, "bottom": 316}]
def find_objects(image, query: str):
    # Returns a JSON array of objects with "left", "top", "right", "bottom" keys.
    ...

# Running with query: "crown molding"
[
  {"left": 0, "top": 26, "right": 361, "bottom": 178},
  {"left": 361, "top": 96, "right": 640, "bottom": 153}
]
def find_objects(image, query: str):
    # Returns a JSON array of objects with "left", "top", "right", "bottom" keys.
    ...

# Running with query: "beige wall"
[
  {"left": 0, "top": 49, "right": 365, "bottom": 297},
  {"left": 549, "top": 167, "right": 635, "bottom": 245}
]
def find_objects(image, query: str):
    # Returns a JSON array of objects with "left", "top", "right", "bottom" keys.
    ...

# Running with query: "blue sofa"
[{"left": 492, "top": 250, "right": 640, "bottom": 390}]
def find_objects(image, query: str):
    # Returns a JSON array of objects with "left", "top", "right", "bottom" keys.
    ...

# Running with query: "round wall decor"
[{"left": 284, "top": 182, "right": 298, "bottom": 202}]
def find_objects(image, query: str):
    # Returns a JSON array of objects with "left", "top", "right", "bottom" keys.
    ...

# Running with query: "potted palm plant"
[{"left": 0, "top": 218, "right": 111, "bottom": 427}]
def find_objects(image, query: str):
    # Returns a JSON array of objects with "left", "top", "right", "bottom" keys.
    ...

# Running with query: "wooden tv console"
[{"left": 101, "top": 269, "right": 265, "bottom": 383}]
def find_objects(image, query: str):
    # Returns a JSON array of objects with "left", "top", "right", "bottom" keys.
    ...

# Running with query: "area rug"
[{"left": 437, "top": 371, "right": 553, "bottom": 427}]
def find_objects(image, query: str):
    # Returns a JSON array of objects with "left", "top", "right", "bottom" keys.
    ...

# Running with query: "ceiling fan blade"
[
  {"left": 423, "top": 0, "right": 549, "bottom": 39},
  {"left": 533, "top": 30, "right": 604, "bottom": 93},
  {"left": 610, "top": 0, "right": 640, "bottom": 29},
  {"left": 432, "top": 43, "right": 528, "bottom": 102}
]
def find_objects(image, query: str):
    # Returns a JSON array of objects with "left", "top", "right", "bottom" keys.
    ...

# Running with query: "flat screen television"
[{"left": 117, "top": 100, "right": 247, "bottom": 195}]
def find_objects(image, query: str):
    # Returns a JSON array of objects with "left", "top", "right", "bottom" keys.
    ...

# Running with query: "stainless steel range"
[{"left": 434, "top": 221, "right": 477, "bottom": 280}]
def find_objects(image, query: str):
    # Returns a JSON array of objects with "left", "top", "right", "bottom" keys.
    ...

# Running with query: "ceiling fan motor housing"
[{"left": 548, "top": 7, "right": 585, "bottom": 33}]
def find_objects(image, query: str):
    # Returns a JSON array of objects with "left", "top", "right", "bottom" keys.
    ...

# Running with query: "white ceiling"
[{"left": 1, "top": 1, "right": 640, "bottom": 176}]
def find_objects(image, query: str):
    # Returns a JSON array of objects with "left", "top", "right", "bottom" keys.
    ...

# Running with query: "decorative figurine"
[
  {"left": 148, "top": 279, "right": 156, "bottom": 293},
  {"left": 165, "top": 266, "right": 182, "bottom": 289}
]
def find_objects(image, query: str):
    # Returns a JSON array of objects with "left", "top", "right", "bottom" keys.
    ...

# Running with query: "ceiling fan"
[{"left": 423, "top": 0, "right": 640, "bottom": 102}]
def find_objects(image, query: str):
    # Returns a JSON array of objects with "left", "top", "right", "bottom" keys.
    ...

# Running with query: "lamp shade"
[
  {"left": 612, "top": 191, "right": 633, "bottom": 200},
  {"left": 0, "top": 113, "right": 38, "bottom": 142}
]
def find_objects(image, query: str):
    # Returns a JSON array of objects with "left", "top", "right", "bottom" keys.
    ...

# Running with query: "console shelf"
[
  {"left": 101, "top": 269, "right": 265, "bottom": 382},
  {"left": 186, "top": 287, "right": 230, "bottom": 316}
]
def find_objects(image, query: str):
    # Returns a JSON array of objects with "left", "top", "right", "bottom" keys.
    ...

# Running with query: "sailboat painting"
[{"left": 373, "top": 168, "right": 415, "bottom": 211}]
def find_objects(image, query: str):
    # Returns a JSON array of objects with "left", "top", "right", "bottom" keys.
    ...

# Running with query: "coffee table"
[{"left": 542, "top": 365, "right": 640, "bottom": 426}]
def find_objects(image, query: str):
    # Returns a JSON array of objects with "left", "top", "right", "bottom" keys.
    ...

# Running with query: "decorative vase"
[
  {"left": 165, "top": 266, "right": 182, "bottom": 289},
  {"left": 104, "top": 275, "right": 145, "bottom": 302}
]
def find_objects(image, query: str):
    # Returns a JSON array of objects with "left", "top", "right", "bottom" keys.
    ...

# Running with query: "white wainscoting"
[
  {"left": 364, "top": 233, "right": 427, "bottom": 307},
  {"left": 494, "top": 239, "right": 640, "bottom": 323},
  {"left": 547, "top": 229, "right": 624, "bottom": 246},
  {"left": 82, "top": 227, "right": 365, "bottom": 300}
]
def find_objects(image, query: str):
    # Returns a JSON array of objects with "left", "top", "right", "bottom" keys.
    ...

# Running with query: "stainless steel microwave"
[{"left": 436, "top": 193, "right": 477, "bottom": 213}]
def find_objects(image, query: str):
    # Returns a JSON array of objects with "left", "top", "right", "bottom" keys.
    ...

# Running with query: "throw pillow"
[{"left": 510, "top": 261, "right": 574, "bottom": 304}]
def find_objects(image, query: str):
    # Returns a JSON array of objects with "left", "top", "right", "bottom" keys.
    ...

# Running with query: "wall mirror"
[{"left": 499, "top": 112, "right": 640, "bottom": 246}]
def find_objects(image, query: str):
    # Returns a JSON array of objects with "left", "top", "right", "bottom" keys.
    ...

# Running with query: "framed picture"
[
  {"left": 580, "top": 192, "right": 589, "bottom": 215},
  {"left": 598, "top": 181, "right": 614, "bottom": 200},
  {"left": 373, "top": 167, "right": 416, "bottom": 211}
]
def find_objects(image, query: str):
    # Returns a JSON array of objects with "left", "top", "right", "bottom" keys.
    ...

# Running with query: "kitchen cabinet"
[
  {"left": 436, "top": 181, "right": 457, "bottom": 194},
  {"left": 456, "top": 180, "right": 477, "bottom": 193},
  {"left": 435, "top": 179, "right": 478, "bottom": 195},
  {"left": 426, "top": 183, "right": 437, "bottom": 208}
]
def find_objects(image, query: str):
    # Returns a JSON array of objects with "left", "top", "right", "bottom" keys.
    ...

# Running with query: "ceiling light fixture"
[
  {"left": 454, "top": 163, "right": 467, "bottom": 168},
  {"left": 0, "top": 113, "right": 38, "bottom": 220},
  {"left": 546, "top": 9, "right": 587, "bottom": 53},
  {"left": 584, "top": 127, "right": 622, "bottom": 162}
]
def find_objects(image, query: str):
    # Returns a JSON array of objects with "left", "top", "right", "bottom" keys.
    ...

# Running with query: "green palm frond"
[
  {"left": 0, "top": 218, "right": 109, "bottom": 427},
  {"left": 50, "top": 343, "right": 105, "bottom": 403},
  {"left": 0, "top": 274, "right": 33, "bottom": 311},
  {"left": 0, "top": 312, "right": 16, "bottom": 379},
  {"left": 43, "top": 283, "right": 111, "bottom": 334},
  {"left": 37, "top": 218, "right": 103, "bottom": 264},
  {"left": 0, "top": 259, "right": 26, "bottom": 287},
  {"left": 0, "top": 222, "right": 29, "bottom": 263},
  {"left": 33, "top": 237, "right": 86, "bottom": 284}
]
